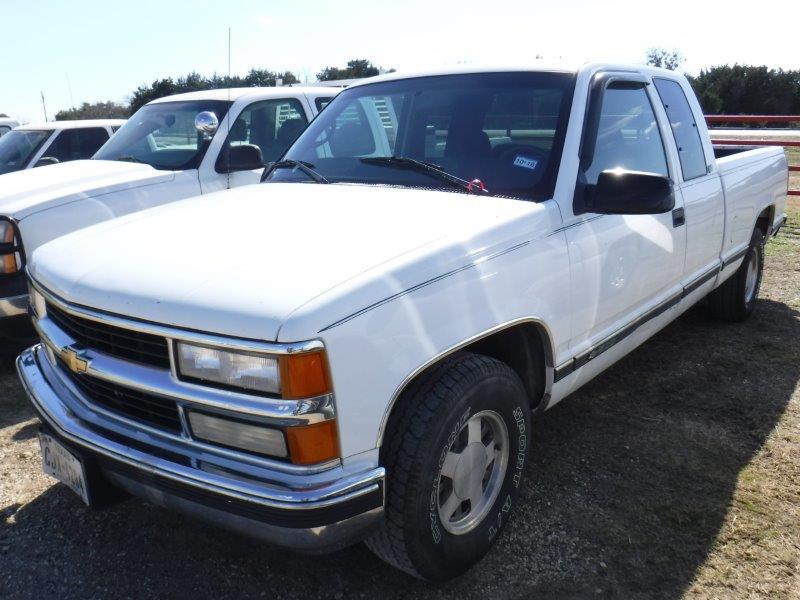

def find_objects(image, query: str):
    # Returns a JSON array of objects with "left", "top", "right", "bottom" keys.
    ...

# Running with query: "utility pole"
[{"left": 40, "top": 92, "right": 48, "bottom": 121}]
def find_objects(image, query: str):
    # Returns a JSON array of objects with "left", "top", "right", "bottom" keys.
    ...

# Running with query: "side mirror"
[
  {"left": 34, "top": 157, "right": 60, "bottom": 168},
  {"left": 194, "top": 111, "right": 219, "bottom": 140},
  {"left": 219, "top": 144, "right": 264, "bottom": 173},
  {"left": 589, "top": 169, "right": 674, "bottom": 215}
]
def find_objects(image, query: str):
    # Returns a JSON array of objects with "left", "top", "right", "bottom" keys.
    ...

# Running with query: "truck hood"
[
  {"left": 30, "top": 183, "right": 537, "bottom": 342},
  {"left": 0, "top": 160, "right": 175, "bottom": 219}
]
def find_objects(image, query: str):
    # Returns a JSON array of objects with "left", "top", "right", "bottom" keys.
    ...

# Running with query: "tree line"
[
  {"left": 54, "top": 59, "right": 388, "bottom": 120},
  {"left": 49, "top": 54, "right": 800, "bottom": 121},
  {"left": 647, "top": 48, "right": 800, "bottom": 117}
]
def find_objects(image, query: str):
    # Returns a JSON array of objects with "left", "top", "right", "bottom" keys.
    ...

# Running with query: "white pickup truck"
[
  {"left": 0, "top": 87, "right": 338, "bottom": 345},
  {"left": 0, "top": 118, "right": 21, "bottom": 137},
  {"left": 0, "top": 120, "right": 125, "bottom": 174},
  {"left": 17, "top": 64, "right": 788, "bottom": 580}
]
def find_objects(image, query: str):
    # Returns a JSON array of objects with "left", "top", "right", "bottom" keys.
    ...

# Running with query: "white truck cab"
[
  {"left": 0, "top": 120, "right": 124, "bottom": 174},
  {"left": 0, "top": 87, "right": 339, "bottom": 344}
]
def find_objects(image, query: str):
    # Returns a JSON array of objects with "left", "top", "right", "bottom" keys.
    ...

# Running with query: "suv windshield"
[
  {"left": 267, "top": 72, "right": 575, "bottom": 200},
  {"left": 0, "top": 130, "right": 53, "bottom": 174},
  {"left": 94, "top": 100, "right": 232, "bottom": 170}
]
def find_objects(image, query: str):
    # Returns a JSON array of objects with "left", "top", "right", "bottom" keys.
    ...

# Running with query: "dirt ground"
[{"left": 1, "top": 200, "right": 798, "bottom": 600}]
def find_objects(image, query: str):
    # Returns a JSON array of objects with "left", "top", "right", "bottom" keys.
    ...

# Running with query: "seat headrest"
[
  {"left": 276, "top": 119, "right": 307, "bottom": 147},
  {"left": 444, "top": 129, "right": 491, "bottom": 159}
]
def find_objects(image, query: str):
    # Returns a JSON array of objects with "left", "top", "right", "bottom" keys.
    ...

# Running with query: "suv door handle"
[{"left": 672, "top": 208, "right": 685, "bottom": 228}]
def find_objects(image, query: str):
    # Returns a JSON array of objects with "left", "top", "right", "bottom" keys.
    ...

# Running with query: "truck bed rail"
[{"left": 706, "top": 115, "right": 800, "bottom": 196}]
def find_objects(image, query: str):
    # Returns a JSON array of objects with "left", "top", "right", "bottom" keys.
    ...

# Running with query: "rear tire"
[
  {"left": 708, "top": 228, "right": 764, "bottom": 322},
  {"left": 366, "top": 353, "right": 531, "bottom": 581}
]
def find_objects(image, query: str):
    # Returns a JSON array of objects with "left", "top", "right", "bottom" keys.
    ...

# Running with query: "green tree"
[
  {"left": 645, "top": 48, "right": 684, "bottom": 71},
  {"left": 128, "top": 68, "right": 300, "bottom": 113},
  {"left": 690, "top": 65, "right": 800, "bottom": 116},
  {"left": 55, "top": 101, "right": 129, "bottom": 121},
  {"left": 0, "top": 113, "right": 8, "bottom": 118},
  {"left": 317, "top": 59, "right": 384, "bottom": 81}
]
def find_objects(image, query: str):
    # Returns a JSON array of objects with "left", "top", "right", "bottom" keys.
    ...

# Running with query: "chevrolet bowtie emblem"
[{"left": 62, "top": 346, "right": 90, "bottom": 374}]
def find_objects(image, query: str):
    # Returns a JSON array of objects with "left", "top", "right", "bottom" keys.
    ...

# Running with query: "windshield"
[
  {"left": 267, "top": 72, "right": 575, "bottom": 200},
  {"left": 93, "top": 100, "right": 232, "bottom": 170},
  {"left": 0, "top": 130, "right": 53, "bottom": 174}
]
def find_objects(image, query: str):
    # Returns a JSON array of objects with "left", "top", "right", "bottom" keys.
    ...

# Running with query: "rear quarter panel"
[{"left": 717, "top": 147, "right": 788, "bottom": 258}]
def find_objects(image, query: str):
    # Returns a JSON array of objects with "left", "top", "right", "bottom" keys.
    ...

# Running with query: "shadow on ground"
[{"left": 2, "top": 299, "right": 798, "bottom": 599}]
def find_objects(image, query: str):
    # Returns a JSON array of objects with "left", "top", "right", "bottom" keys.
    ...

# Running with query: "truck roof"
[
  {"left": 15, "top": 119, "right": 126, "bottom": 131},
  {"left": 149, "top": 86, "right": 340, "bottom": 104},
  {"left": 346, "top": 62, "right": 683, "bottom": 88}
]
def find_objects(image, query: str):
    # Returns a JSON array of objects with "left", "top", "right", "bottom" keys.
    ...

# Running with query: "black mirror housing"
[
  {"left": 218, "top": 144, "right": 264, "bottom": 173},
  {"left": 587, "top": 169, "right": 674, "bottom": 215}
]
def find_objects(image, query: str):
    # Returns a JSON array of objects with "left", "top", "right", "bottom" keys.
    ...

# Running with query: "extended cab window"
[
  {"left": 42, "top": 128, "right": 110, "bottom": 162},
  {"left": 270, "top": 72, "right": 575, "bottom": 201},
  {"left": 653, "top": 78, "right": 707, "bottom": 181},
  {"left": 315, "top": 97, "right": 333, "bottom": 111},
  {"left": 216, "top": 98, "right": 308, "bottom": 171},
  {"left": 584, "top": 85, "right": 668, "bottom": 185}
]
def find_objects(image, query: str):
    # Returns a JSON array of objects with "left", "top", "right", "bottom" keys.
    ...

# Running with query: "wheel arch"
[
  {"left": 376, "top": 317, "right": 555, "bottom": 448},
  {"left": 755, "top": 204, "right": 774, "bottom": 237}
]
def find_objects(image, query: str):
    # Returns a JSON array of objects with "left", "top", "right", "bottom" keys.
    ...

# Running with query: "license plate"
[{"left": 39, "top": 433, "right": 90, "bottom": 505}]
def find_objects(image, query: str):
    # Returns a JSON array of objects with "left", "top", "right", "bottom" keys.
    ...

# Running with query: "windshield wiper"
[
  {"left": 360, "top": 156, "right": 490, "bottom": 195},
  {"left": 261, "top": 159, "right": 329, "bottom": 184}
]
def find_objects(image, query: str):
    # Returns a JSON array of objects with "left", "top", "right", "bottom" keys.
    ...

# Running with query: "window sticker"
[{"left": 513, "top": 155, "right": 538, "bottom": 170}]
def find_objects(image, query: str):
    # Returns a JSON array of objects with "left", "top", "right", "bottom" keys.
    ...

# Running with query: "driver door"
[
  {"left": 199, "top": 98, "right": 311, "bottom": 193},
  {"left": 564, "top": 77, "right": 686, "bottom": 375}
]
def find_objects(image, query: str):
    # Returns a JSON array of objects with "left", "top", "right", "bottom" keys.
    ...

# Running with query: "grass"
[{"left": 685, "top": 196, "right": 800, "bottom": 597}]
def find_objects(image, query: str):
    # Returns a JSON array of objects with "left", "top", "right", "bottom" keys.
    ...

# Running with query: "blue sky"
[{"left": 2, "top": 0, "right": 798, "bottom": 122}]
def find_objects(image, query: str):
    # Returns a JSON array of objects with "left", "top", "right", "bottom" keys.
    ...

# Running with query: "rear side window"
[
  {"left": 315, "top": 97, "right": 334, "bottom": 111},
  {"left": 585, "top": 85, "right": 669, "bottom": 185},
  {"left": 42, "top": 128, "right": 110, "bottom": 162},
  {"left": 0, "top": 126, "right": 11, "bottom": 137},
  {"left": 653, "top": 78, "right": 707, "bottom": 181}
]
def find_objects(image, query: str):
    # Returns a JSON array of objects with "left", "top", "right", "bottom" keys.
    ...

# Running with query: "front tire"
[
  {"left": 708, "top": 228, "right": 765, "bottom": 322},
  {"left": 366, "top": 353, "right": 531, "bottom": 581}
]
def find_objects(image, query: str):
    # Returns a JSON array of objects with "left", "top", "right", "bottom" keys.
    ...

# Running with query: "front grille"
[
  {"left": 59, "top": 359, "right": 182, "bottom": 432},
  {"left": 46, "top": 302, "right": 171, "bottom": 369}
]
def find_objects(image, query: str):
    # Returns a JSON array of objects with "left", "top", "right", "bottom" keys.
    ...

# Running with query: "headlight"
[
  {"left": 175, "top": 342, "right": 331, "bottom": 399},
  {"left": 186, "top": 410, "right": 288, "bottom": 457},
  {"left": 177, "top": 341, "right": 337, "bottom": 463},
  {"left": 0, "top": 218, "right": 23, "bottom": 276},
  {"left": 176, "top": 342, "right": 281, "bottom": 395}
]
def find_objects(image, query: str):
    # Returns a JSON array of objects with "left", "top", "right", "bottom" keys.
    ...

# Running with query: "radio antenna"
[
  {"left": 66, "top": 73, "right": 75, "bottom": 109},
  {"left": 40, "top": 92, "right": 48, "bottom": 121},
  {"left": 227, "top": 27, "right": 232, "bottom": 190}
]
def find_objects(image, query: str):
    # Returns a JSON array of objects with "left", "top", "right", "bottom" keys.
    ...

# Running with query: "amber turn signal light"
[
  {"left": 285, "top": 420, "right": 340, "bottom": 465},
  {"left": 279, "top": 351, "right": 331, "bottom": 399}
]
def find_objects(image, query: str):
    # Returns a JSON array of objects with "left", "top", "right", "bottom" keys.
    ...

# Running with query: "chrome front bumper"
[{"left": 17, "top": 345, "right": 385, "bottom": 552}]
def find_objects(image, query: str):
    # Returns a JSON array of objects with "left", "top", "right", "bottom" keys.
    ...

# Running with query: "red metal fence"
[{"left": 705, "top": 115, "right": 800, "bottom": 196}]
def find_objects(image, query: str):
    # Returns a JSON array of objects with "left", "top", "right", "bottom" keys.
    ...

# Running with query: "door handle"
[{"left": 672, "top": 208, "right": 685, "bottom": 228}]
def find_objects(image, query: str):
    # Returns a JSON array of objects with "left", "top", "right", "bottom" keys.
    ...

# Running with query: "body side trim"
[{"left": 553, "top": 262, "right": 721, "bottom": 384}]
